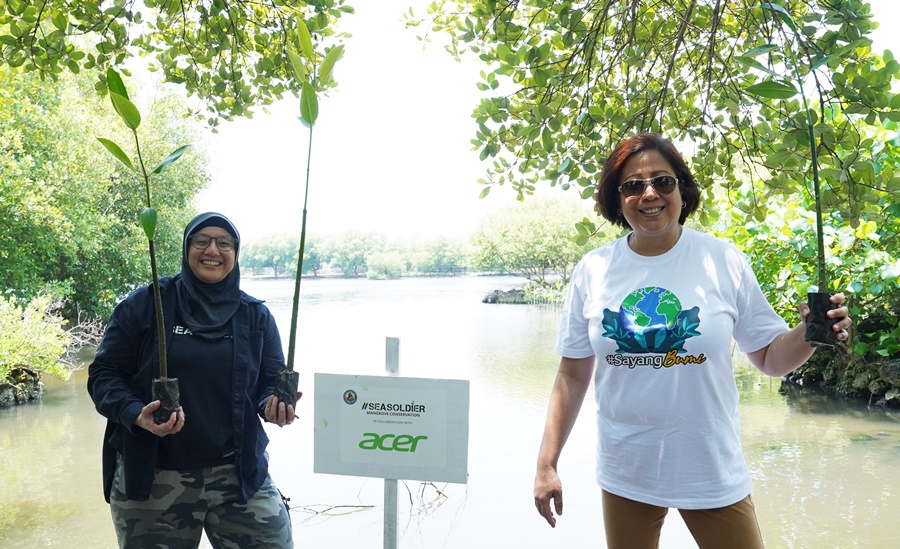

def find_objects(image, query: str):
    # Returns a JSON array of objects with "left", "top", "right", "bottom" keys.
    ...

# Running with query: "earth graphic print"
[{"left": 602, "top": 287, "right": 701, "bottom": 354}]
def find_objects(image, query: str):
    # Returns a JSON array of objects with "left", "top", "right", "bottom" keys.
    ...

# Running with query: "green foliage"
[
  {"left": 328, "top": 231, "right": 385, "bottom": 277},
  {"left": 99, "top": 68, "right": 194, "bottom": 379},
  {"left": 0, "top": 66, "right": 206, "bottom": 318},
  {"left": 718, "top": 161, "right": 900, "bottom": 403},
  {"left": 413, "top": 0, "right": 900, "bottom": 231},
  {"left": 366, "top": 251, "right": 404, "bottom": 280},
  {"left": 242, "top": 234, "right": 301, "bottom": 279},
  {"left": 417, "top": 0, "right": 900, "bottom": 401},
  {"left": 406, "top": 236, "right": 469, "bottom": 274},
  {"left": 0, "top": 295, "right": 72, "bottom": 383},
  {"left": 0, "top": 0, "right": 354, "bottom": 127},
  {"left": 470, "top": 197, "right": 606, "bottom": 285}
]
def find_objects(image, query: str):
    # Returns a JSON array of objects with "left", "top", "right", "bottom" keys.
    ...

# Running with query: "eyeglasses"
[
  {"left": 189, "top": 234, "right": 238, "bottom": 252},
  {"left": 618, "top": 175, "right": 679, "bottom": 198}
]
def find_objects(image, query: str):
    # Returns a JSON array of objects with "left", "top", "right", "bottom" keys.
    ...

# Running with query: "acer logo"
[{"left": 358, "top": 433, "right": 428, "bottom": 452}]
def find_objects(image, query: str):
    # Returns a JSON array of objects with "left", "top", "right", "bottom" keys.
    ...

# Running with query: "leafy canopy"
[
  {"left": 0, "top": 0, "right": 354, "bottom": 127},
  {"left": 410, "top": 0, "right": 900, "bottom": 235}
]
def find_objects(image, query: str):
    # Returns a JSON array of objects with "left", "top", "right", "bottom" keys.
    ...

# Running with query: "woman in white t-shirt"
[{"left": 532, "top": 133, "right": 851, "bottom": 548}]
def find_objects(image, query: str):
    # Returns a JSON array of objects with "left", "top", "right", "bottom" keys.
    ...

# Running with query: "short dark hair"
[{"left": 595, "top": 133, "right": 701, "bottom": 229}]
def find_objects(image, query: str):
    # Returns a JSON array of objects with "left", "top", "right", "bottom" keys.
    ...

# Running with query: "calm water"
[{"left": 2, "top": 276, "right": 899, "bottom": 548}]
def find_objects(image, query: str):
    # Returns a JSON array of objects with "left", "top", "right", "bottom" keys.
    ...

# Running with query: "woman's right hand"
[
  {"left": 534, "top": 464, "right": 564, "bottom": 528},
  {"left": 134, "top": 400, "right": 185, "bottom": 437}
]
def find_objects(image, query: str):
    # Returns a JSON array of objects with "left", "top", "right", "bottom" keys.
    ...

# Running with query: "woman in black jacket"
[{"left": 88, "top": 212, "right": 297, "bottom": 549}]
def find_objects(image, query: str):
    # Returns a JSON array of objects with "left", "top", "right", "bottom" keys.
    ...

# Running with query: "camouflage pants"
[{"left": 110, "top": 457, "right": 293, "bottom": 549}]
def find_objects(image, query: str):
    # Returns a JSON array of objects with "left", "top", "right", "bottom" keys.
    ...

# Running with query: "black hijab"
[{"left": 175, "top": 212, "right": 241, "bottom": 338}]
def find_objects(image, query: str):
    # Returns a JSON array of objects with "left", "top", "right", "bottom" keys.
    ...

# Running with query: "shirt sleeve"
[
  {"left": 555, "top": 259, "right": 596, "bottom": 359},
  {"left": 732, "top": 252, "right": 790, "bottom": 353},
  {"left": 87, "top": 292, "right": 149, "bottom": 434}
]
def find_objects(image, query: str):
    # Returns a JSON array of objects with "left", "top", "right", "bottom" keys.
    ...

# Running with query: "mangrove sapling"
[
  {"left": 97, "top": 68, "right": 192, "bottom": 422},
  {"left": 742, "top": 2, "right": 837, "bottom": 346},
  {"left": 272, "top": 17, "right": 345, "bottom": 409}
]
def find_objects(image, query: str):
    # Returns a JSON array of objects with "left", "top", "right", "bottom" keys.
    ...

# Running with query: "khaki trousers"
[{"left": 602, "top": 490, "right": 765, "bottom": 549}]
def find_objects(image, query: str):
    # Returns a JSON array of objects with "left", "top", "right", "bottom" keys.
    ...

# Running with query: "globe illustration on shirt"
[
  {"left": 602, "top": 286, "right": 701, "bottom": 355},
  {"left": 618, "top": 287, "right": 682, "bottom": 333}
]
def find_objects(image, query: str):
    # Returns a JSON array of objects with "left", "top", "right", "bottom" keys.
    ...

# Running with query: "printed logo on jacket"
[{"left": 602, "top": 286, "right": 707, "bottom": 368}]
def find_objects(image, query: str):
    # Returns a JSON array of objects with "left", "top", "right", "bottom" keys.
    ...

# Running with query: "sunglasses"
[{"left": 617, "top": 175, "right": 679, "bottom": 198}]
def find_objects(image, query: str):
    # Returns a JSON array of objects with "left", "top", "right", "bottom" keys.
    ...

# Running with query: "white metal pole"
[{"left": 384, "top": 337, "right": 400, "bottom": 549}]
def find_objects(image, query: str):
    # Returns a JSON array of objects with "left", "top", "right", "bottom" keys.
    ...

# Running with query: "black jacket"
[{"left": 87, "top": 275, "right": 286, "bottom": 502}]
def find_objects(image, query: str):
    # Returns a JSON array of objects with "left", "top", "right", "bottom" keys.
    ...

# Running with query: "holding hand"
[
  {"left": 800, "top": 292, "right": 852, "bottom": 342},
  {"left": 265, "top": 392, "right": 303, "bottom": 427},
  {"left": 134, "top": 400, "right": 185, "bottom": 437}
]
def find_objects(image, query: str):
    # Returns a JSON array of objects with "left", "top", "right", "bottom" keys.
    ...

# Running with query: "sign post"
[
  {"left": 384, "top": 337, "right": 399, "bottom": 549},
  {"left": 314, "top": 337, "right": 470, "bottom": 548}
]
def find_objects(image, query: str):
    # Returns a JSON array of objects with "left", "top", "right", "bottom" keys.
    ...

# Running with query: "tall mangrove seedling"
[
  {"left": 97, "top": 68, "right": 192, "bottom": 421},
  {"left": 740, "top": 2, "right": 838, "bottom": 346},
  {"left": 273, "top": 16, "right": 345, "bottom": 408}
]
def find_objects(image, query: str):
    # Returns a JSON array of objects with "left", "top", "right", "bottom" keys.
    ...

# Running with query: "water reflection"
[{"left": 1, "top": 277, "right": 899, "bottom": 548}]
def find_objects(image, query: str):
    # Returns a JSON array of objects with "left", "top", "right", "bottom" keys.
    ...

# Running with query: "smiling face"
[
  {"left": 187, "top": 226, "right": 236, "bottom": 284},
  {"left": 618, "top": 149, "right": 684, "bottom": 250}
]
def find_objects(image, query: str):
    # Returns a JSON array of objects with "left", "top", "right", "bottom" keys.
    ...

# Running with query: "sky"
[{"left": 198, "top": 0, "right": 900, "bottom": 242}]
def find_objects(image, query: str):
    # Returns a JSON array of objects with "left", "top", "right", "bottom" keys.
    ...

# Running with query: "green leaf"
[
  {"left": 96, "top": 138, "right": 135, "bottom": 171},
  {"left": 754, "top": 3, "right": 797, "bottom": 32},
  {"left": 318, "top": 44, "right": 345, "bottom": 86},
  {"left": 110, "top": 93, "right": 141, "bottom": 130},
  {"left": 51, "top": 12, "right": 67, "bottom": 31},
  {"left": 140, "top": 207, "right": 157, "bottom": 240},
  {"left": 296, "top": 18, "right": 314, "bottom": 61},
  {"left": 151, "top": 145, "right": 192, "bottom": 174},
  {"left": 733, "top": 55, "right": 779, "bottom": 77},
  {"left": 106, "top": 68, "right": 129, "bottom": 99},
  {"left": 299, "top": 81, "right": 318, "bottom": 127},
  {"left": 809, "top": 55, "right": 834, "bottom": 72},
  {"left": 741, "top": 44, "right": 780, "bottom": 58},
  {"left": 287, "top": 48, "right": 306, "bottom": 83},
  {"left": 746, "top": 80, "right": 798, "bottom": 99}
]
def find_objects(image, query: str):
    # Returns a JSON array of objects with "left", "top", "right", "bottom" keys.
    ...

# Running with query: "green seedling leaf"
[
  {"left": 151, "top": 144, "right": 192, "bottom": 174},
  {"left": 296, "top": 18, "right": 314, "bottom": 61},
  {"left": 299, "top": 81, "right": 318, "bottom": 127},
  {"left": 287, "top": 48, "right": 307, "bottom": 83},
  {"left": 319, "top": 44, "right": 345, "bottom": 86},
  {"left": 140, "top": 207, "right": 157, "bottom": 240},
  {"left": 97, "top": 137, "right": 135, "bottom": 170},
  {"left": 746, "top": 80, "right": 798, "bottom": 99},
  {"left": 110, "top": 93, "right": 141, "bottom": 130},
  {"left": 106, "top": 67, "right": 129, "bottom": 99}
]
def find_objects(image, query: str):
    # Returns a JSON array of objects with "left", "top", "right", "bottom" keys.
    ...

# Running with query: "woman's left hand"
[
  {"left": 800, "top": 292, "right": 852, "bottom": 342},
  {"left": 265, "top": 392, "right": 303, "bottom": 427}
]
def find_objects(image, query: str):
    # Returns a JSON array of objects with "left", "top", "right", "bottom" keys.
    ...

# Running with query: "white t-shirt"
[{"left": 556, "top": 228, "right": 788, "bottom": 509}]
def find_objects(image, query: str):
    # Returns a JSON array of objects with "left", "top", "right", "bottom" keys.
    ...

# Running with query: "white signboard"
[{"left": 314, "top": 373, "right": 470, "bottom": 484}]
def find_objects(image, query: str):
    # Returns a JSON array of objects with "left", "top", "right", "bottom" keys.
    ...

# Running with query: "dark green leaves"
[
  {"left": 140, "top": 207, "right": 157, "bottom": 240},
  {"left": 96, "top": 138, "right": 135, "bottom": 170},
  {"left": 106, "top": 67, "right": 128, "bottom": 99},
  {"left": 109, "top": 93, "right": 141, "bottom": 129},
  {"left": 152, "top": 145, "right": 192, "bottom": 175}
]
